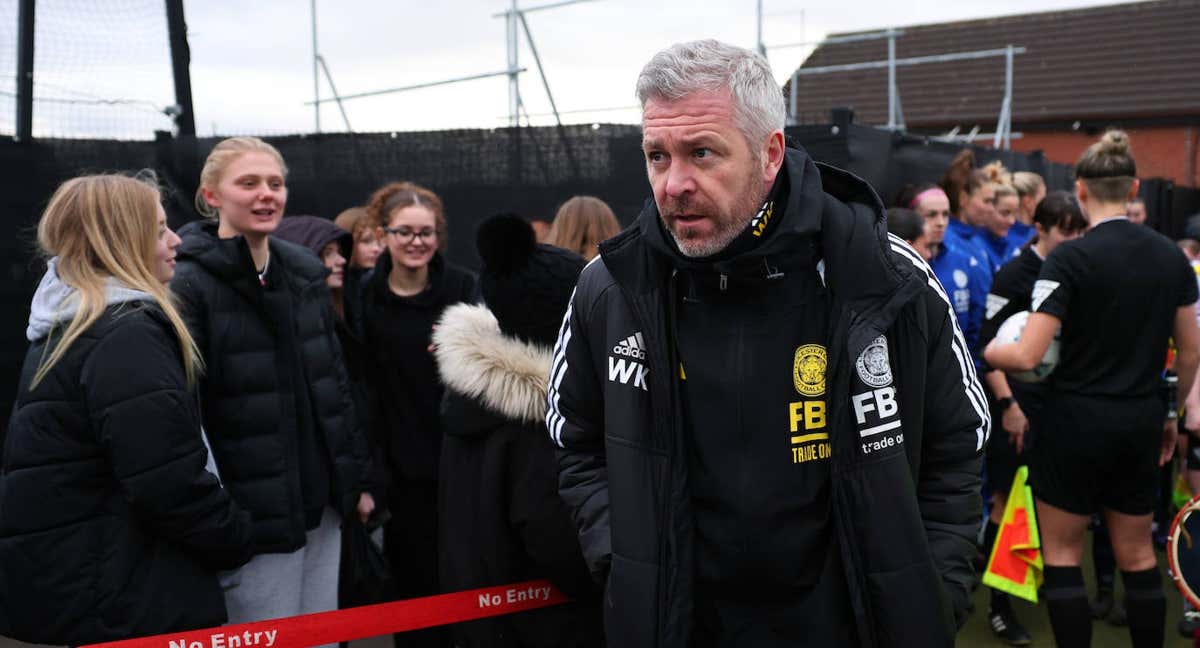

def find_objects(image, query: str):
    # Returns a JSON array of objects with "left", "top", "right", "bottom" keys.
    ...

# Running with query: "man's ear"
[
  {"left": 763, "top": 130, "right": 785, "bottom": 184},
  {"left": 1127, "top": 178, "right": 1141, "bottom": 203}
]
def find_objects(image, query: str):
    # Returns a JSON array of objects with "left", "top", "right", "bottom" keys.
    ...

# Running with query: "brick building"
[{"left": 785, "top": 0, "right": 1200, "bottom": 187}]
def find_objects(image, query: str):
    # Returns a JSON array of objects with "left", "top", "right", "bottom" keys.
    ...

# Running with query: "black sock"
[
  {"left": 984, "top": 520, "right": 1013, "bottom": 614},
  {"left": 1044, "top": 566, "right": 1092, "bottom": 648},
  {"left": 1122, "top": 567, "right": 1165, "bottom": 648}
]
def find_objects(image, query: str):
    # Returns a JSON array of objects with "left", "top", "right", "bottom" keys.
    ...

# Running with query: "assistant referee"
[{"left": 985, "top": 130, "right": 1200, "bottom": 648}]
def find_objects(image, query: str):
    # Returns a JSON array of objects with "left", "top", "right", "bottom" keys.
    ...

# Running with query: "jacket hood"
[
  {"left": 26, "top": 257, "right": 155, "bottom": 341},
  {"left": 177, "top": 219, "right": 328, "bottom": 284},
  {"left": 434, "top": 303, "right": 552, "bottom": 432},
  {"left": 272, "top": 215, "right": 351, "bottom": 258}
]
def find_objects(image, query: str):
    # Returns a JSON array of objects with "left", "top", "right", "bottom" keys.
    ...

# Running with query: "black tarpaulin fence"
[{"left": 1, "top": 124, "right": 1196, "bottom": 425}]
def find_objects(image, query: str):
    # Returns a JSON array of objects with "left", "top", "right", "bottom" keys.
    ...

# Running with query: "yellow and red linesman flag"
[{"left": 983, "top": 465, "right": 1044, "bottom": 603}]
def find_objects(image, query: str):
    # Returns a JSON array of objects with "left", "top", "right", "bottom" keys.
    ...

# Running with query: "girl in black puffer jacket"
[
  {"left": 172, "top": 137, "right": 373, "bottom": 631},
  {"left": 1, "top": 175, "right": 252, "bottom": 645},
  {"left": 346, "top": 181, "right": 476, "bottom": 648}
]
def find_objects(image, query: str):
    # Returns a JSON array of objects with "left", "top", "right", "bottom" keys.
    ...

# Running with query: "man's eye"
[
  {"left": 694, "top": 148, "right": 712, "bottom": 158},
  {"left": 646, "top": 151, "right": 664, "bottom": 163}
]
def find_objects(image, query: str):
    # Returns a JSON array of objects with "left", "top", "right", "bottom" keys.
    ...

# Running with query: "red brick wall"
[{"left": 1011, "top": 126, "right": 1199, "bottom": 187}]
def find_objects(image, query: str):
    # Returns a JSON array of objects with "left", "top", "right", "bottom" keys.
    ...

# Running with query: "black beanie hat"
[{"left": 477, "top": 213, "right": 586, "bottom": 346}]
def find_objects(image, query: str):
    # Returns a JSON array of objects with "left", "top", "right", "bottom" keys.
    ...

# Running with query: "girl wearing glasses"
[{"left": 352, "top": 181, "right": 476, "bottom": 647}]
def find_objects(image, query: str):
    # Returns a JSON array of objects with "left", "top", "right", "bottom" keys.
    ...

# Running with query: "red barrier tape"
[{"left": 81, "top": 580, "right": 568, "bottom": 648}]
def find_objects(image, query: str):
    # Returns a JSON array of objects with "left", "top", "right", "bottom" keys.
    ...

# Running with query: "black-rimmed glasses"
[{"left": 384, "top": 226, "right": 437, "bottom": 244}]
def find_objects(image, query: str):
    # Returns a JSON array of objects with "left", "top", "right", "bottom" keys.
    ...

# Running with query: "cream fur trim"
[{"left": 434, "top": 303, "right": 552, "bottom": 425}]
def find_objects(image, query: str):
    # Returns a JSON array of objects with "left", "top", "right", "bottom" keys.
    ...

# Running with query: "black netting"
[
  {"left": 1, "top": 0, "right": 176, "bottom": 140},
  {"left": 2, "top": 124, "right": 1194, "bottom": 426}
]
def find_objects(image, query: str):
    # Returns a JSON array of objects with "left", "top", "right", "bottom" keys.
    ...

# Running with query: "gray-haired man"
[{"left": 547, "top": 39, "right": 988, "bottom": 647}]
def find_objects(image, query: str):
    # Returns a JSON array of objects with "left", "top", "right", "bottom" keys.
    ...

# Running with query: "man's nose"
[{"left": 664, "top": 162, "right": 695, "bottom": 198}]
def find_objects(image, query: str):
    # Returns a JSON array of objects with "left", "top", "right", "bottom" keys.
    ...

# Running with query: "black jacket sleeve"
[
  {"left": 320, "top": 297, "right": 374, "bottom": 512},
  {"left": 547, "top": 276, "right": 611, "bottom": 581},
  {"left": 83, "top": 311, "right": 253, "bottom": 570},
  {"left": 917, "top": 287, "right": 988, "bottom": 628},
  {"left": 508, "top": 426, "right": 598, "bottom": 600}
]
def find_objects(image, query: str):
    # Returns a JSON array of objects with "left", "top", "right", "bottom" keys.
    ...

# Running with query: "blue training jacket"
[{"left": 930, "top": 242, "right": 991, "bottom": 365}]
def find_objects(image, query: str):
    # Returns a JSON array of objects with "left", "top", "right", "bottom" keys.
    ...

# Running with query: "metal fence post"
[{"left": 16, "top": 0, "right": 35, "bottom": 142}]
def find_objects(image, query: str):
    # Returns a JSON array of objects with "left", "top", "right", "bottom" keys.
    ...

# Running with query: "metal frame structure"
[
  {"left": 775, "top": 28, "right": 1025, "bottom": 149},
  {"left": 307, "top": 0, "right": 591, "bottom": 132}
]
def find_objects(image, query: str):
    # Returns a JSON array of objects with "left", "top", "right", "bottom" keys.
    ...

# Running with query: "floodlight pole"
[
  {"left": 993, "top": 44, "right": 1015, "bottom": 150},
  {"left": 495, "top": 0, "right": 596, "bottom": 126},
  {"left": 757, "top": 0, "right": 766, "bottom": 58},
  {"left": 311, "top": 0, "right": 320, "bottom": 133},
  {"left": 886, "top": 31, "right": 897, "bottom": 130},
  {"left": 164, "top": 0, "right": 196, "bottom": 137},
  {"left": 507, "top": 0, "right": 520, "bottom": 126},
  {"left": 15, "top": 0, "right": 34, "bottom": 142}
]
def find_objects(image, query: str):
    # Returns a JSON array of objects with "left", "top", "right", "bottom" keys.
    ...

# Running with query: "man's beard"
[{"left": 660, "top": 167, "right": 766, "bottom": 258}]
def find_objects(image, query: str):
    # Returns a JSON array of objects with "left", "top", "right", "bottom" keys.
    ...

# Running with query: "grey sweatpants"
[{"left": 224, "top": 507, "right": 341, "bottom": 647}]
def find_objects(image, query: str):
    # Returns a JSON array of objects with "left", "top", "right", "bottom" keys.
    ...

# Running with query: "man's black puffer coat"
[
  {"left": 171, "top": 219, "right": 369, "bottom": 553},
  {"left": 547, "top": 147, "right": 988, "bottom": 647},
  {"left": 0, "top": 285, "right": 252, "bottom": 644},
  {"left": 435, "top": 303, "right": 602, "bottom": 648}
]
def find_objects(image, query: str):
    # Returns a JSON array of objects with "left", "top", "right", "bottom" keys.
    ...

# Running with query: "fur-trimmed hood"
[{"left": 434, "top": 302, "right": 552, "bottom": 427}]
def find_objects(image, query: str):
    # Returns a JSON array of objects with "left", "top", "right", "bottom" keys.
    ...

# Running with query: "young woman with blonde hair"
[
  {"left": 968, "top": 162, "right": 1022, "bottom": 272},
  {"left": 1, "top": 174, "right": 252, "bottom": 644},
  {"left": 546, "top": 195, "right": 620, "bottom": 261},
  {"left": 1009, "top": 171, "right": 1046, "bottom": 246},
  {"left": 173, "top": 137, "right": 373, "bottom": 632}
]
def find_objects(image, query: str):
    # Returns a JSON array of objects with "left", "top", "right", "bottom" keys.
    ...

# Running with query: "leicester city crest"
[
  {"left": 793, "top": 344, "right": 827, "bottom": 396},
  {"left": 855, "top": 336, "right": 893, "bottom": 388}
]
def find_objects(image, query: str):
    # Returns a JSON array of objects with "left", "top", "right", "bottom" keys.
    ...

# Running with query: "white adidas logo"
[
  {"left": 1031, "top": 280, "right": 1060, "bottom": 312},
  {"left": 612, "top": 332, "right": 646, "bottom": 360},
  {"left": 609, "top": 331, "right": 649, "bottom": 391}
]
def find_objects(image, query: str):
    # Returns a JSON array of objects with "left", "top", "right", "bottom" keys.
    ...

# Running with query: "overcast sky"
[{"left": 1, "top": 0, "right": 1130, "bottom": 138}]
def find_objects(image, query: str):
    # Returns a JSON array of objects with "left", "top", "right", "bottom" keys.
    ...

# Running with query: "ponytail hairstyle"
[
  {"left": 983, "top": 160, "right": 1017, "bottom": 200},
  {"left": 33, "top": 175, "right": 203, "bottom": 388},
  {"left": 1033, "top": 190, "right": 1088, "bottom": 238},
  {"left": 1075, "top": 129, "right": 1137, "bottom": 204},
  {"left": 365, "top": 181, "right": 448, "bottom": 252},
  {"left": 939, "top": 149, "right": 990, "bottom": 217},
  {"left": 194, "top": 137, "right": 288, "bottom": 219}
]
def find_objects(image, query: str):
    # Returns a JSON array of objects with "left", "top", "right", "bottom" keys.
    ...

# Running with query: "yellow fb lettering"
[
  {"left": 789, "top": 402, "right": 804, "bottom": 433},
  {"left": 804, "top": 401, "right": 825, "bottom": 430}
]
